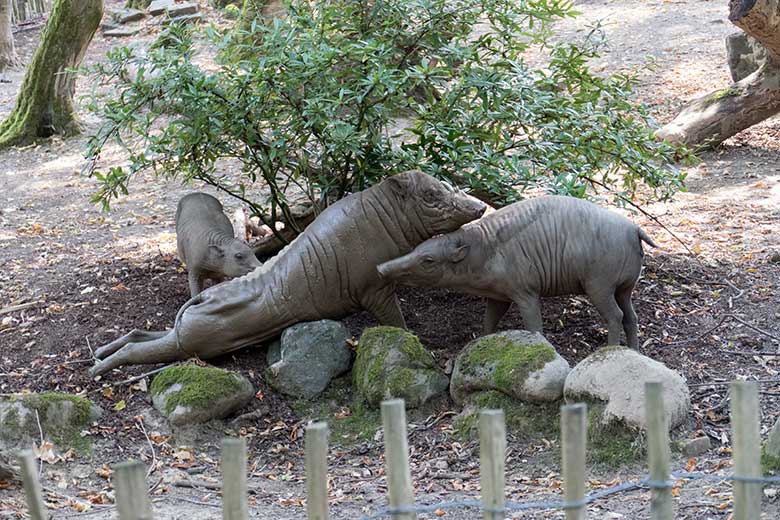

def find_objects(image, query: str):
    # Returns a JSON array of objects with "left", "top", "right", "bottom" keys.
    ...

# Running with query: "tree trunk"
[
  {"left": 656, "top": 0, "right": 780, "bottom": 149},
  {"left": 0, "top": 0, "right": 19, "bottom": 72},
  {"left": 0, "top": 0, "right": 104, "bottom": 148}
]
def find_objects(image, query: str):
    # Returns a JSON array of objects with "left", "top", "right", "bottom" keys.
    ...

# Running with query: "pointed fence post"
[
  {"left": 222, "top": 437, "right": 249, "bottom": 520},
  {"left": 731, "top": 381, "right": 761, "bottom": 520},
  {"left": 305, "top": 422, "right": 330, "bottom": 520},
  {"left": 479, "top": 409, "right": 506, "bottom": 520},
  {"left": 18, "top": 450, "right": 47, "bottom": 520},
  {"left": 645, "top": 382, "right": 673, "bottom": 519},
  {"left": 381, "top": 399, "right": 416, "bottom": 520},
  {"left": 561, "top": 403, "right": 587, "bottom": 520},
  {"left": 113, "top": 460, "right": 153, "bottom": 520}
]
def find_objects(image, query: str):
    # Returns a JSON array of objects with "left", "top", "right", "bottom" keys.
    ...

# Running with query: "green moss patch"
[
  {"left": 453, "top": 390, "right": 559, "bottom": 441},
  {"left": 762, "top": 447, "right": 780, "bottom": 473},
  {"left": 584, "top": 400, "right": 644, "bottom": 466},
  {"left": 705, "top": 87, "right": 740, "bottom": 104},
  {"left": 292, "top": 377, "right": 381, "bottom": 445},
  {"left": 150, "top": 364, "right": 249, "bottom": 415}
]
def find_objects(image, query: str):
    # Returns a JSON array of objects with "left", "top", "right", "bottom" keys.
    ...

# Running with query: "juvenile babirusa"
[
  {"left": 176, "top": 192, "right": 262, "bottom": 297},
  {"left": 377, "top": 196, "right": 656, "bottom": 348}
]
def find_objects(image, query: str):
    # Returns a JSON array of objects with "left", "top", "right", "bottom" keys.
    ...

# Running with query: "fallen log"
[{"left": 656, "top": 0, "right": 780, "bottom": 149}]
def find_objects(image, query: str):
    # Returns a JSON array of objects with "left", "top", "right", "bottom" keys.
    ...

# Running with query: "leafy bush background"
[{"left": 86, "top": 0, "right": 686, "bottom": 236}]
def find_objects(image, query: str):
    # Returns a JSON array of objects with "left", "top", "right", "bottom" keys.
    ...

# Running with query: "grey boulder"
[
  {"left": 450, "top": 330, "right": 569, "bottom": 405},
  {"left": 265, "top": 320, "right": 352, "bottom": 399},
  {"left": 564, "top": 346, "right": 690, "bottom": 431}
]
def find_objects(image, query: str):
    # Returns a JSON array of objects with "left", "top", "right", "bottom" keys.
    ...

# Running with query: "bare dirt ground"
[{"left": 1, "top": 0, "right": 780, "bottom": 518}]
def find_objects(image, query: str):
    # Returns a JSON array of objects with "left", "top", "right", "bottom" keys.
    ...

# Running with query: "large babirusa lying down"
[
  {"left": 377, "top": 196, "right": 656, "bottom": 349},
  {"left": 176, "top": 192, "right": 262, "bottom": 297},
  {"left": 90, "top": 171, "right": 486, "bottom": 376}
]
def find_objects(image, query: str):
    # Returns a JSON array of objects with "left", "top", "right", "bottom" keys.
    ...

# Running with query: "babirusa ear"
[
  {"left": 452, "top": 243, "right": 470, "bottom": 263},
  {"left": 385, "top": 171, "right": 415, "bottom": 196}
]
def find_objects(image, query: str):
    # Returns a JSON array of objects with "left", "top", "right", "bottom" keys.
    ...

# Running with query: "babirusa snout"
[{"left": 377, "top": 257, "right": 409, "bottom": 280}]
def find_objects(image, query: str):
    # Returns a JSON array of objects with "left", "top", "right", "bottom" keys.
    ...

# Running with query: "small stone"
[
  {"left": 433, "top": 459, "right": 448, "bottom": 471},
  {"left": 165, "top": 2, "right": 199, "bottom": 17},
  {"left": 148, "top": 0, "right": 174, "bottom": 15},
  {"left": 682, "top": 436, "right": 711, "bottom": 457},
  {"left": 100, "top": 20, "right": 120, "bottom": 31},
  {"left": 113, "top": 8, "right": 145, "bottom": 23},
  {"left": 164, "top": 13, "right": 203, "bottom": 25},
  {"left": 770, "top": 252, "right": 780, "bottom": 264},
  {"left": 103, "top": 28, "right": 141, "bottom": 38}
]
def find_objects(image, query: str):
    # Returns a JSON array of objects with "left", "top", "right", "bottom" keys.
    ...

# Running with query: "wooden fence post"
[
  {"left": 17, "top": 450, "right": 47, "bottom": 520},
  {"left": 561, "top": 403, "right": 587, "bottom": 520},
  {"left": 222, "top": 437, "right": 249, "bottom": 520},
  {"left": 113, "top": 460, "right": 153, "bottom": 520},
  {"left": 305, "top": 422, "right": 330, "bottom": 520},
  {"left": 381, "top": 399, "right": 416, "bottom": 520},
  {"left": 645, "top": 382, "right": 673, "bottom": 519},
  {"left": 479, "top": 409, "right": 506, "bottom": 520},
  {"left": 731, "top": 381, "right": 761, "bottom": 520}
]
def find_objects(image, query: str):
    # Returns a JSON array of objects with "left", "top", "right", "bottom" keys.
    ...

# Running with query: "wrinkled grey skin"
[
  {"left": 176, "top": 193, "right": 262, "bottom": 297},
  {"left": 90, "top": 171, "right": 486, "bottom": 376},
  {"left": 377, "top": 196, "right": 656, "bottom": 349}
]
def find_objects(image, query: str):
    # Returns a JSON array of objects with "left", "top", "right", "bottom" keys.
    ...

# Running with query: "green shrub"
[{"left": 85, "top": 0, "right": 687, "bottom": 233}]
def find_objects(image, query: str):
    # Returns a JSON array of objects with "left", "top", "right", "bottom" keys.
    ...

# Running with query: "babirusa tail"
[{"left": 638, "top": 228, "right": 658, "bottom": 248}]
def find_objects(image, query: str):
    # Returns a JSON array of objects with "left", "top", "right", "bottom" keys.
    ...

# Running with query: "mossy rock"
[
  {"left": 0, "top": 393, "right": 101, "bottom": 454},
  {"left": 451, "top": 330, "right": 569, "bottom": 405},
  {"left": 352, "top": 326, "right": 448, "bottom": 409},
  {"left": 150, "top": 364, "right": 254, "bottom": 426}
]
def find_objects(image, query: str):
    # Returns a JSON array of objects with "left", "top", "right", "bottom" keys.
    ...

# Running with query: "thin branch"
[
  {"left": 584, "top": 175, "right": 694, "bottom": 256},
  {"left": 136, "top": 418, "right": 158, "bottom": 478},
  {"left": 666, "top": 313, "right": 780, "bottom": 346},
  {"left": 106, "top": 364, "right": 173, "bottom": 388}
]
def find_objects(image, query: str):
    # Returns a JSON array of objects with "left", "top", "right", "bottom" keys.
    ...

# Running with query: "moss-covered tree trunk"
[
  {"left": 0, "top": 0, "right": 19, "bottom": 72},
  {"left": 0, "top": 0, "right": 103, "bottom": 148},
  {"left": 656, "top": 0, "right": 780, "bottom": 148}
]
